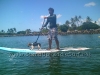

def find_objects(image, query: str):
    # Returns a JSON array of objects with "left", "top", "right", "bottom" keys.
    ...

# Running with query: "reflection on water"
[{"left": 48, "top": 53, "right": 61, "bottom": 75}]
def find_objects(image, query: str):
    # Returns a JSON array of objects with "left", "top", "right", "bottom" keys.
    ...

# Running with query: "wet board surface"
[{"left": 0, "top": 47, "right": 90, "bottom": 53}]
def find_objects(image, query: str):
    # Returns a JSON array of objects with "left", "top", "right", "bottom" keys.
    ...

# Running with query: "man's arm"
[
  {"left": 42, "top": 14, "right": 56, "bottom": 27},
  {"left": 47, "top": 14, "right": 56, "bottom": 20},
  {"left": 42, "top": 19, "right": 49, "bottom": 27}
]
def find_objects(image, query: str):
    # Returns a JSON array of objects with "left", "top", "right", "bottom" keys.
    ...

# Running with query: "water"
[{"left": 0, "top": 34, "right": 100, "bottom": 75}]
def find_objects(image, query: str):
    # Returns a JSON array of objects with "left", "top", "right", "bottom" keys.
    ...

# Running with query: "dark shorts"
[{"left": 47, "top": 27, "right": 58, "bottom": 40}]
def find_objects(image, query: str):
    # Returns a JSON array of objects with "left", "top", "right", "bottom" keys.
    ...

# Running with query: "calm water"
[{"left": 0, "top": 34, "right": 100, "bottom": 75}]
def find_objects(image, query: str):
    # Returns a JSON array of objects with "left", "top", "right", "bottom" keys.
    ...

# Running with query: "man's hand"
[{"left": 44, "top": 16, "right": 47, "bottom": 19}]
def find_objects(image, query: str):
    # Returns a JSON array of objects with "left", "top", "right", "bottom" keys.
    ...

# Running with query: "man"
[{"left": 42, "top": 8, "right": 60, "bottom": 50}]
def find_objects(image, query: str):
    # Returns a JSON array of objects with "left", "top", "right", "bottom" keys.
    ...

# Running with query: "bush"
[
  {"left": 17, "top": 31, "right": 26, "bottom": 34},
  {"left": 59, "top": 24, "right": 68, "bottom": 32},
  {"left": 78, "top": 22, "right": 100, "bottom": 30}
]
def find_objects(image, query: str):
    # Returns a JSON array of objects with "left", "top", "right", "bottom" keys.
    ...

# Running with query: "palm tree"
[
  {"left": 7, "top": 28, "right": 14, "bottom": 33},
  {"left": 78, "top": 15, "right": 82, "bottom": 26},
  {"left": 65, "top": 20, "right": 70, "bottom": 27},
  {"left": 26, "top": 29, "right": 31, "bottom": 34},
  {"left": 7, "top": 29, "right": 10, "bottom": 33},
  {"left": 70, "top": 18, "right": 76, "bottom": 30},
  {"left": 95, "top": 21, "right": 96, "bottom": 24},
  {"left": 13, "top": 28, "right": 16, "bottom": 33},
  {"left": 71, "top": 18, "right": 75, "bottom": 24},
  {"left": 74, "top": 16, "right": 79, "bottom": 27},
  {"left": 86, "top": 16, "right": 92, "bottom": 22},
  {"left": 10, "top": 28, "right": 14, "bottom": 33},
  {"left": 78, "top": 15, "right": 81, "bottom": 19},
  {"left": 1, "top": 30, "right": 5, "bottom": 33},
  {"left": 56, "top": 24, "right": 61, "bottom": 32},
  {"left": 71, "top": 23, "right": 77, "bottom": 30}
]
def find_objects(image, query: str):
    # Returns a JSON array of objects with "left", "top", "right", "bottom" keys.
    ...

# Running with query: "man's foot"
[
  {"left": 46, "top": 48, "right": 51, "bottom": 50},
  {"left": 56, "top": 48, "right": 60, "bottom": 50}
]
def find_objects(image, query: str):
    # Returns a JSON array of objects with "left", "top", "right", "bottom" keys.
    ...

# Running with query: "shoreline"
[
  {"left": 1, "top": 29, "right": 100, "bottom": 37},
  {"left": 1, "top": 30, "right": 100, "bottom": 37}
]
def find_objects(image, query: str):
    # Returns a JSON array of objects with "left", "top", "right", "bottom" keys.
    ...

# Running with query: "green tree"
[
  {"left": 56, "top": 24, "right": 61, "bottom": 32},
  {"left": 70, "top": 18, "right": 76, "bottom": 30},
  {"left": 59, "top": 24, "right": 68, "bottom": 32},
  {"left": 7, "top": 28, "right": 17, "bottom": 35},
  {"left": 10, "top": 28, "right": 14, "bottom": 33},
  {"left": 78, "top": 16, "right": 81, "bottom": 20},
  {"left": 7, "top": 29, "right": 10, "bottom": 33},
  {"left": 7, "top": 28, "right": 13, "bottom": 33},
  {"left": 0, "top": 30, "right": 5, "bottom": 33},
  {"left": 7, "top": 28, "right": 14, "bottom": 33},
  {"left": 17, "top": 31, "right": 26, "bottom": 34},
  {"left": 95, "top": 21, "right": 96, "bottom": 24},
  {"left": 13, "top": 28, "right": 16, "bottom": 33},
  {"left": 26, "top": 29, "right": 31, "bottom": 34},
  {"left": 71, "top": 18, "right": 75, "bottom": 24},
  {"left": 74, "top": 16, "right": 79, "bottom": 26},
  {"left": 78, "top": 22, "right": 100, "bottom": 30},
  {"left": 65, "top": 20, "right": 70, "bottom": 27},
  {"left": 78, "top": 15, "right": 82, "bottom": 26},
  {"left": 71, "top": 23, "right": 77, "bottom": 30},
  {"left": 78, "top": 16, "right": 82, "bottom": 22},
  {"left": 86, "top": 16, "right": 92, "bottom": 22},
  {"left": 0, "top": 30, "right": 5, "bottom": 35}
]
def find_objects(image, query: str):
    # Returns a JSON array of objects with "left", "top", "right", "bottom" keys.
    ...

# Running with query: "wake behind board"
[{"left": 0, "top": 47, "right": 90, "bottom": 53}]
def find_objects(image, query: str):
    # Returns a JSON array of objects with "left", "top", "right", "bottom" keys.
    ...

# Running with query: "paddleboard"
[{"left": 0, "top": 47, "right": 90, "bottom": 53}]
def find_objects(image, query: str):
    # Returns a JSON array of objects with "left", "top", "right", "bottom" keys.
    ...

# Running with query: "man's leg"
[
  {"left": 48, "top": 39, "right": 52, "bottom": 50},
  {"left": 55, "top": 38, "right": 60, "bottom": 50},
  {"left": 54, "top": 28, "right": 59, "bottom": 50},
  {"left": 47, "top": 28, "right": 52, "bottom": 50}
]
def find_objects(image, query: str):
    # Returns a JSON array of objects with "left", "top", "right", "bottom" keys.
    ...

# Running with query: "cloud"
[
  {"left": 81, "top": 18, "right": 86, "bottom": 23},
  {"left": 97, "top": 18, "right": 100, "bottom": 25},
  {"left": 40, "top": 15, "right": 44, "bottom": 19},
  {"left": 40, "top": 14, "right": 62, "bottom": 19},
  {"left": 57, "top": 14, "right": 62, "bottom": 18},
  {"left": 84, "top": 2, "right": 96, "bottom": 7},
  {"left": 40, "top": 15, "right": 49, "bottom": 19},
  {"left": 91, "top": 21, "right": 95, "bottom": 23},
  {"left": 57, "top": 22, "right": 62, "bottom": 25},
  {"left": 91, "top": 18, "right": 100, "bottom": 25},
  {"left": 79, "top": 18, "right": 100, "bottom": 25}
]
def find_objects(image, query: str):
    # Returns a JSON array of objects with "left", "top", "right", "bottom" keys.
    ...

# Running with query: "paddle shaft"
[{"left": 35, "top": 19, "right": 45, "bottom": 43}]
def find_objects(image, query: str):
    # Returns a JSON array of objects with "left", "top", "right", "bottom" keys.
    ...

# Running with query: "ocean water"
[{"left": 0, "top": 34, "right": 100, "bottom": 75}]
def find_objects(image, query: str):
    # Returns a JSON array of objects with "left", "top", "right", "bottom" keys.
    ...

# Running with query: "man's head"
[{"left": 48, "top": 8, "right": 54, "bottom": 15}]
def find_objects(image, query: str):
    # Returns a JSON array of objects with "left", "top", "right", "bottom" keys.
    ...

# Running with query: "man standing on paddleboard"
[{"left": 42, "top": 8, "right": 60, "bottom": 50}]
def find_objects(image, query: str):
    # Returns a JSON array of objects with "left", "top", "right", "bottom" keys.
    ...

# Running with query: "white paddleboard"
[{"left": 0, "top": 47, "right": 90, "bottom": 53}]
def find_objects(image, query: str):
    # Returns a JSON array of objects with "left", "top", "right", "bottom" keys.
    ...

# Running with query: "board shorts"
[{"left": 47, "top": 27, "right": 58, "bottom": 40}]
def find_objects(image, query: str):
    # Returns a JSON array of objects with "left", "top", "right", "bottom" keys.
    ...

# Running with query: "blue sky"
[{"left": 0, "top": 0, "right": 100, "bottom": 32}]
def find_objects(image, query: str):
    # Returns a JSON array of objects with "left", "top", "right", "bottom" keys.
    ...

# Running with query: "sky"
[{"left": 0, "top": 0, "right": 100, "bottom": 32}]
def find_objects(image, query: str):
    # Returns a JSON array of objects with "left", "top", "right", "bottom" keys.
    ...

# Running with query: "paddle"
[{"left": 35, "top": 19, "right": 45, "bottom": 43}]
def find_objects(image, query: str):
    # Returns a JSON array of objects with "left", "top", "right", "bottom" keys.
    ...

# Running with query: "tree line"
[
  {"left": 57, "top": 16, "right": 100, "bottom": 32},
  {"left": 0, "top": 16, "right": 100, "bottom": 35},
  {"left": 0, "top": 28, "right": 31, "bottom": 35}
]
